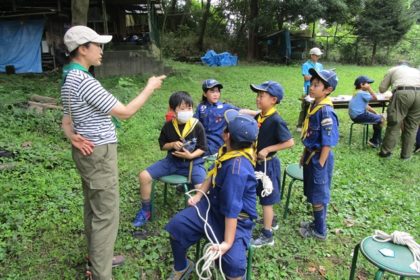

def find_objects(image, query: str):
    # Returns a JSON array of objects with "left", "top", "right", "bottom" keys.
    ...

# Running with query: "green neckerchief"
[{"left": 62, "top": 62, "right": 92, "bottom": 85}]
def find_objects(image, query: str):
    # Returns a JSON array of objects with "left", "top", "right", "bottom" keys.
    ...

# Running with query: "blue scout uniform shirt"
[
  {"left": 302, "top": 60, "right": 323, "bottom": 94},
  {"left": 255, "top": 112, "right": 292, "bottom": 156},
  {"left": 194, "top": 101, "right": 239, "bottom": 155},
  {"left": 209, "top": 156, "right": 257, "bottom": 220},
  {"left": 303, "top": 105, "right": 339, "bottom": 150},
  {"left": 348, "top": 90, "right": 372, "bottom": 119}
]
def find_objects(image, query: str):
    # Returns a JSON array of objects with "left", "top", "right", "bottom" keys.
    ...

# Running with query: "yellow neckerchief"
[
  {"left": 301, "top": 96, "right": 333, "bottom": 139},
  {"left": 257, "top": 107, "right": 277, "bottom": 127},
  {"left": 172, "top": 117, "right": 198, "bottom": 139},
  {"left": 207, "top": 145, "right": 256, "bottom": 187}
]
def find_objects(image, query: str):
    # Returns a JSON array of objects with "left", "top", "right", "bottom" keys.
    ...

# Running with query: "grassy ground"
[{"left": 0, "top": 61, "right": 419, "bottom": 280}]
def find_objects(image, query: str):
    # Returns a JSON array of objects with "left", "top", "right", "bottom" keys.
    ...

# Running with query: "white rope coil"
[
  {"left": 185, "top": 189, "right": 226, "bottom": 280},
  {"left": 373, "top": 230, "right": 420, "bottom": 273},
  {"left": 255, "top": 158, "right": 273, "bottom": 197}
]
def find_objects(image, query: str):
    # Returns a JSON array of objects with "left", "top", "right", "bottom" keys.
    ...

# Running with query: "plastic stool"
[
  {"left": 195, "top": 239, "right": 254, "bottom": 280},
  {"left": 281, "top": 163, "right": 303, "bottom": 219},
  {"left": 349, "top": 236, "right": 420, "bottom": 280},
  {"left": 150, "top": 175, "right": 189, "bottom": 220},
  {"left": 348, "top": 122, "right": 376, "bottom": 148}
]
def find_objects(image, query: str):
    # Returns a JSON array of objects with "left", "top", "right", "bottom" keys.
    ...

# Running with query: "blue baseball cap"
[
  {"left": 224, "top": 109, "right": 258, "bottom": 143},
  {"left": 202, "top": 79, "right": 223, "bottom": 91},
  {"left": 309, "top": 68, "right": 338, "bottom": 90},
  {"left": 354, "top": 75, "right": 374, "bottom": 87},
  {"left": 250, "top": 81, "right": 284, "bottom": 104}
]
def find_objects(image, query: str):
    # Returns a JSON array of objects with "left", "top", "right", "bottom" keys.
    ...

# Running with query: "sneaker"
[
  {"left": 378, "top": 151, "right": 392, "bottom": 158},
  {"left": 299, "top": 221, "right": 314, "bottom": 229},
  {"left": 167, "top": 259, "right": 194, "bottom": 280},
  {"left": 298, "top": 225, "right": 327, "bottom": 241},
  {"left": 400, "top": 155, "right": 412, "bottom": 161},
  {"left": 367, "top": 139, "right": 379, "bottom": 148},
  {"left": 132, "top": 209, "right": 151, "bottom": 227},
  {"left": 256, "top": 217, "right": 279, "bottom": 231},
  {"left": 251, "top": 232, "right": 274, "bottom": 248}
]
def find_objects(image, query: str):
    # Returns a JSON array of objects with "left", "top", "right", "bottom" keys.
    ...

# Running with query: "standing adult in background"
[
  {"left": 296, "top": 47, "right": 324, "bottom": 132},
  {"left": 378, "top": 61, "right": 420, "bottom": 159},
  {"left": 61, "top": 25, "right": 165, "bottom": 280}
]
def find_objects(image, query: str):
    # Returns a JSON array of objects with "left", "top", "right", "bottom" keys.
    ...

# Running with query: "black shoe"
[{"left": 378, "top": 151, "right": 391, "bottom": 158}]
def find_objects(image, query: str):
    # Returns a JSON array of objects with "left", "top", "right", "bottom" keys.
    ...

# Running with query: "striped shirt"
[{"left": 61, "top": 69, "right": 118, "bottom": 146}]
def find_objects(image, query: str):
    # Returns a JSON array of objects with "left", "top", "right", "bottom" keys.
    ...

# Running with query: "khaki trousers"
[
  {"left": 72, "top": 144, "right": 119, "bottom": 280},
  {"left": 381, "top": 89, "right": 420, "bottom": 158}
]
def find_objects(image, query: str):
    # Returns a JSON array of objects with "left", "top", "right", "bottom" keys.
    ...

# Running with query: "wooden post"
[{"left": 101, "top": 0, "right": 108, "bottom": 34}]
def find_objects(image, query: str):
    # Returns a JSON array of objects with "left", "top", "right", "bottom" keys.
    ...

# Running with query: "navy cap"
[
  {"left": 354, "top": 75, "right": 374, "bottom": 87},
  {"left": 224, "top": 109, "right": 258, "bottom": 143},
  {"left": 309, "top": 68, "right": 338, "bottom": 90},
  {"left": 202, "top": 79, "right": 223, "bottom": 91},
  {"left": 250, "top": 81, "right": 284, "bottom": 104}
]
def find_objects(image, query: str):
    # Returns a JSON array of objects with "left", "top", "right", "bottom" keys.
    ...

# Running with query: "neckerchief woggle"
[
  {"left": 207, "top": 145, "right": 256, "bottom": 187},
  {"left": 301, "top": 96, "right": 333, "bottom": 140},
  {"left": 257, "top": 107, "right": 277, "bottom": 127},
  {"left": 172, "top": 117, "right": 199, "bottom": 140}
]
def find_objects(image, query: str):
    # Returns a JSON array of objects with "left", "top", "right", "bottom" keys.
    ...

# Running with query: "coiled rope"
[
  {"left": 254, "top": 158, "right": 273, "bottom": 197},
  {"left": 373, "top": 230, "right": 420, "bottom": 273},
  {"left": 185, "top": 189, "right": 226, "bottom": 280}
]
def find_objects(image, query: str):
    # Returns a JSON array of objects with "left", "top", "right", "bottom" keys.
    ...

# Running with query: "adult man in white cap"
[
  {"left": 296, "top": 47, "right": 324, "bottom": 132},
  {"left": 60, "top": 25, "right": 166, "bottom": 279}
]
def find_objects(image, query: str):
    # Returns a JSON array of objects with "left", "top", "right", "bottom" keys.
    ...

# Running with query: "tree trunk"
[
  {"left": 311, "top": 21, "right": 316, "bottom": 38},
  {"left": 196, "top": 0, "right": 211, "bottom": 52},
  {"left": 169, "top": 0, "right": 177, "bottom": 31},
  {"left": 247, "top": 0, "right": 258, "bottom": 61},
  {"left": 72, "top": 0, "right": 90, "bottom": 26},
  {"left": 180, "top": 0, "right": 191, "bottom": 26},
  {"left": 371, "top": 41, "right": 377, "bottom": 65}
]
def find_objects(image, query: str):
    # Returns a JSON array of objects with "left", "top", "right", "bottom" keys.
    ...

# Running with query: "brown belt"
[{"left": 304, "top": 149, "right": 319, "bottom": 165}]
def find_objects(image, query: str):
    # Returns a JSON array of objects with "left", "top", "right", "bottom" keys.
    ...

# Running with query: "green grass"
[{"left": 0, "top": 61, "right": 419, "bottom": 279}]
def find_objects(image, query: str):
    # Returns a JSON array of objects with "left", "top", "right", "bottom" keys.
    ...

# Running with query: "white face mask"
[{"left": 177, "top": 110, "right": 193, "bottom": 124}]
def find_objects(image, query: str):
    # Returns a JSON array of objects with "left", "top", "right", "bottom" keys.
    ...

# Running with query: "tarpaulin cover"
[
  {"left": 201, "top": 50, "right": 238, "bottom": 67},
  {"left": 0, "top": 20, "right": 44, "bottom": 73}
]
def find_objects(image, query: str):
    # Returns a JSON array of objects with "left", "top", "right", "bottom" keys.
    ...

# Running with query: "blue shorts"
[
  {"left": 146, "top": 157, "right": 206, "bottom": 186},
  {"left": 165, "top": 199, "right": 254, "bottom": 278},
  {"left": 352, "top": 112, "right": 382, "bottom": 124},
  {"left": 303, "top": 151, "right": 334, "bottom": 204},
  {"left": 256, "top": 156, "right": 281, "bottom": 205}
]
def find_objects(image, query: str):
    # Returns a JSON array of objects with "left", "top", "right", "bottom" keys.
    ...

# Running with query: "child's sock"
[
  {"left": 262, "top": 228, "right": 273, "bottom": 238},
  {"left": 313, "top": 204, "right": 325, "bottom": 235},
  {"left": 322, "top": 204, "right": 328, "bottom": 233},
  {"left": 169, "top": 237, "right": 188, "bottom": 271},
  {"left": 141, "top": 199, "right": 151, "bottom": 213}
]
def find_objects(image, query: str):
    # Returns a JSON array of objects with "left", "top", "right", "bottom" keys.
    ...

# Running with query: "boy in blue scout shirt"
[
  {"left": 299, "top": 69, "right": 339, "bottom": 240},
  {"left": 348, "top": 75, "right": 384, "bottom": 148},
  {"left": 132, "top": 91, "right": 208, "bottom": 227},
  {"left": 165, "top": 110, "right": 258, "bottom": 280},
  {"left": 195, "top": 79, "right": 257, "bottom": 156},
  {"left": 297, "top": 48, "right": 324, "bottom": 132},
  {"left": 249, "top": 81, "right": 294, "bottom": 247}
]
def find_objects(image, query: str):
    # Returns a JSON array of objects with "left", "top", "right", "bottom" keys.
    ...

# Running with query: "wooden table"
[{"left": 331, "top": 95, "right": 391, "bottom": 112}]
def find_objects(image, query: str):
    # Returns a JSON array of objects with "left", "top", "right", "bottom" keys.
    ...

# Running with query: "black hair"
[
  {"left": 201, "top": 86, "right": 222, "bottom": 104},
  {"left": 169, "top": 91, "right": 194, "bottom": 110},
  {"left": 310, "top": 76, "right": 332, "bottom": 95},
  {"left": 223, "top": 127, "right": 253, "bottom": 150},
  {"left": 355, "top": 83, "right": 362, "bottom": 90}
]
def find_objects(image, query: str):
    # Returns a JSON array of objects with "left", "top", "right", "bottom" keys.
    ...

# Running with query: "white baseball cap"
[
  {"left": 309, "top": 47, "right": 323, "bottom": 56},
  {"left": 64, "top": 25, "right": 112, "bottom": 52}
]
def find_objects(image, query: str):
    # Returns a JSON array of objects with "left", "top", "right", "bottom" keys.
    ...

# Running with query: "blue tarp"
[
  {"left": 0, "top": 20, "right": 44, "bottom": 73},
  {"left": 201, "top": 50, "right": 238, "bottom": 67}
]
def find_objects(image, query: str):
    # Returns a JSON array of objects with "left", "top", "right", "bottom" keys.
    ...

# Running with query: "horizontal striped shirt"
[{"left": 61, "top": 69, "right": 118, "bottom": 146}]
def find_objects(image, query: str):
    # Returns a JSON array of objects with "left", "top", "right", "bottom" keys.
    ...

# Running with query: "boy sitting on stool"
[
  {"left": 165, "top": 110, "right": 258, "bottom": 280},
  {"left": 299, "top": 69, "right": 339, "bottom": 240},
  {"left": 132, "top": 91, "right": 207, "bottom": 227},
  {"left": 348, "top": 75, "right": 384, "bottom": 148}
]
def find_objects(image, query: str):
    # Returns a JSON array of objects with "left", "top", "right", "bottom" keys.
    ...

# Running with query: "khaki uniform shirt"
[{"left": 379, "top": 65, "right": 420, "bottom": 93}]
